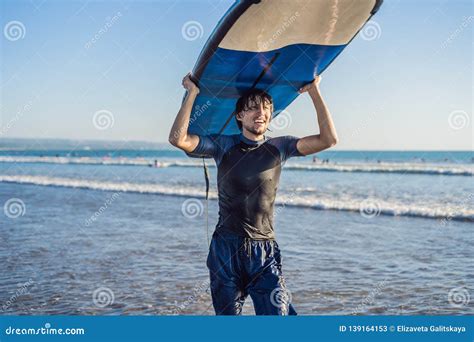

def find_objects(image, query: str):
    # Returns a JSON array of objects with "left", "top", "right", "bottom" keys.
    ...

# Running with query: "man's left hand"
[{"left": 298, "top": 75, "right": 321, "bottom": 94}]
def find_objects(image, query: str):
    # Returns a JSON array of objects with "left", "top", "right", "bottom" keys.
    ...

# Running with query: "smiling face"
[{"left": 235, "top": 90, "right": 273, "bottom": 136}]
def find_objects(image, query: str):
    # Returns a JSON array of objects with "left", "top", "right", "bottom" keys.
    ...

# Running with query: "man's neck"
[{"left": 242, "top": 129, "right": 264, "bottom": 142}]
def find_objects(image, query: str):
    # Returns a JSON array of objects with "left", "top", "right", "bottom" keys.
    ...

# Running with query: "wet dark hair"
[{"left": 235, "top": 88, "right": 273, "bottom": 131}]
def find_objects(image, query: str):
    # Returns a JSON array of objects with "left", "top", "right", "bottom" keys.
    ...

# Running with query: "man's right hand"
[
  {"left": 168, "top": 72, "right": 201, "bottom": 153},
  {"left": 182, "top": 72, "right": 200, "bottom": 94}
]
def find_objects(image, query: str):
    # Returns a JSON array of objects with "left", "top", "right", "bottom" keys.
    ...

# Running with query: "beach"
[{"left": 0, "top": 149, "right": 472, "bottom": 315}]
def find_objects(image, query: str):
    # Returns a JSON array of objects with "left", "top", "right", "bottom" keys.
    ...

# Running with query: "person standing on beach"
[{"left": 168, "top": 72, "right": 338, "bottom": 315}]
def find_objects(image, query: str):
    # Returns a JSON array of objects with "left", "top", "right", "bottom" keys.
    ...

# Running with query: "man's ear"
[{"left": 236, "top": 111, "right": 243, "bottom": 122}]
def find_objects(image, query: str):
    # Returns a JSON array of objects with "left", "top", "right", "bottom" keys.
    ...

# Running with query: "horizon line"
[{"left": 0, "top": 137, "right": 472, "bottom": 152}]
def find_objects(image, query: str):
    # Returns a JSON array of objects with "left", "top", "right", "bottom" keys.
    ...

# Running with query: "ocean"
[{"left": 0, "top": 146, "right": 472, "bottom": 315}]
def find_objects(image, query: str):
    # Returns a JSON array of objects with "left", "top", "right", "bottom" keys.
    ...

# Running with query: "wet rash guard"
[{"left": 187, "top": 133, "right": 303, "bottom": 240}]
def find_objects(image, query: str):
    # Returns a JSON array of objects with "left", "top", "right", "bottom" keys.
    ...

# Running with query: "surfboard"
[{"left": 186, "top": 0, "right": 383, "bottom": 137}]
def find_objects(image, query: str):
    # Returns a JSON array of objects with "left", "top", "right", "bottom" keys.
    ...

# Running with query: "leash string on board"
[{"left": 203, "top": 157, "right": 210, "bottom": 247}]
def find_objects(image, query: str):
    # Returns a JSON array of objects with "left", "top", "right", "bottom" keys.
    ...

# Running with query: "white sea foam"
[
  {"left": 1, "top": 175, "right": 472, "bottom": 222},
  {"left": 0, "top": 156, "right": 471, "bottom": 176}
]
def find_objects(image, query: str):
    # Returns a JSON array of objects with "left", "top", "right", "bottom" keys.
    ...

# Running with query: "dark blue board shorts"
[{"left": 207, "top": 230, "right": 297, "bottom": 315}]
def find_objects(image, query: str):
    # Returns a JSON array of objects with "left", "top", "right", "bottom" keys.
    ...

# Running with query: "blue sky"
[{"left": 0, "top": 0, "right": 472, "bottom": 150}]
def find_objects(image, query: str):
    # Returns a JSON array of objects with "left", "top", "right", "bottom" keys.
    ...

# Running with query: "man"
[{"left": 169, "top": 72, "right": 338, "bottom": 315}]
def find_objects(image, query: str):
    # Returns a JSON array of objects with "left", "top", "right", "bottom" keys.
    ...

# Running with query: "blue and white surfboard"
[{"left": 187, "top": 0, "right": 383, "bottom": 136}]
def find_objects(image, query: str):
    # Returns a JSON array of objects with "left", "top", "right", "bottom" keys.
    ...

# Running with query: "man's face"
[{"left": 237, "top": 99, "right": 273, "bottom": 135}]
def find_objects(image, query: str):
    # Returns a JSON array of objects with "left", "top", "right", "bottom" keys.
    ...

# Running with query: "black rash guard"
[{"left": 187, "top": 133, "right": 303, "bottom": 240}]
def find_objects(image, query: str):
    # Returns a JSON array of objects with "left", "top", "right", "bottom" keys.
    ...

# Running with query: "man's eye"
[{"left": 247, "top": 104, "right": 271, "bottom": 111}]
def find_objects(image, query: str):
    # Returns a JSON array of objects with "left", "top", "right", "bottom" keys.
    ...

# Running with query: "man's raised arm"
[
  {"left": 296, "top": 75, "right": 339, "bottom": 156},
  {"left": 168, "top": 72, "right": 200, "bottom": 153}
]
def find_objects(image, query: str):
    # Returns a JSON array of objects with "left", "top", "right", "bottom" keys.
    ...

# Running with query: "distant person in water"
[
  {"left": 169, "top": 72, "right": 338, "bottom": 315},
  {"left": 148, "top": 159, "right": 160, "bottom": 168}
]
